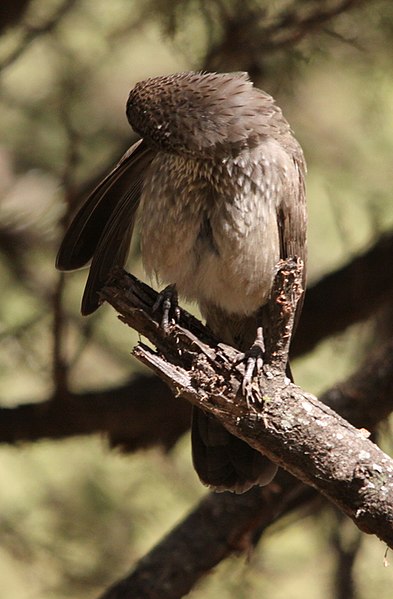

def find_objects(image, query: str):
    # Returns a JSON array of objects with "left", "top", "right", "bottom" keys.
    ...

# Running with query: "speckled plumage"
[
  {"left": 56, "top": 71, "right": 307, "bottom": 493},
  {"left": 127, "top": 72, "right": 293, "bottom": 158},
  {"left": 140, "top": 140, "right": 299, "bottom": 318}
]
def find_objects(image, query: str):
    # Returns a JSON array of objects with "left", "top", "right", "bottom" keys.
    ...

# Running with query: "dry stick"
[{"left": 100, "top": 264, "right": 393, "bottom": 549}]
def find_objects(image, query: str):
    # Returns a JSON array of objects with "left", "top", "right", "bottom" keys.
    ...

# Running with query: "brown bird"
[{"left": 56, "top": 71, "right": 307, "bottom": 493}]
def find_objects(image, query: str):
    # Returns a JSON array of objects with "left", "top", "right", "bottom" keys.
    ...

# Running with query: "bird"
[{"left": 56, "top": 71, "right": 307, "bottom": 493}]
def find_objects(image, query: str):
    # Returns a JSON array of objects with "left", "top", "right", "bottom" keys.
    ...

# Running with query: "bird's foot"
[
  {"left": 235, "top": 327, "right": 265, "bottom": 404},
  {"left": 153, "top": 284, "right": 180, "bottom": 330}
]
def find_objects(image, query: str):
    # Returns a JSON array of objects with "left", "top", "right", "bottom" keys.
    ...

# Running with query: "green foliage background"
[{"left": 0, "top": 1, "right": 392, "bottom": 597}]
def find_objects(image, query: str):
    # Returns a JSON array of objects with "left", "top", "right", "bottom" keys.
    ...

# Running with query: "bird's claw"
[
  {"left": 153, "top": 284, "right": 180, "bottom": 330},
  {"left": 235, "top": 328, "right": 265, "bottom": 404}
]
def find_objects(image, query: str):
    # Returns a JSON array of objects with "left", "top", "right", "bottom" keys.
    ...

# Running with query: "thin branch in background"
[
  {"left": 0, "top": 0, "right": 78, "bottom": 72},
  {"left": 329, "top": 509, "right": 362, "bottom": 599},
  {"left": 323, "top": 25, "right": 366, "bottom": 51},
  {"left": 0, "top": 334, "right": 392, "bottom": 454},
  {"left": 0, "top": 0, "right": 32, "bottom": 34},
  {"left": 203, "top": 0, "right": 367, "bottom": 71},
  {"left": 292, "top": 232, "right": 393, "bottom": 357},
  {"left": 0, "top": 312, "right": 47, "bottom": 343},
  {"left": 0, "top": 223, "right": 40, "bottom": 281},
  {"left": 105, "top": 10, "right": 152, "bottom": 44},
  {"left": 262, "top": 0, "right": 366, "bottom": 49}
]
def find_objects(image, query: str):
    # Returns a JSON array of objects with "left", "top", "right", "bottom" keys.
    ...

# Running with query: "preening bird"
[{"left": 56, "top": 71, "right": 307, "bottom": 493}]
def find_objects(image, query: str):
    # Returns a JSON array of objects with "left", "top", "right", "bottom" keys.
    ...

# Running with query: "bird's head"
[{"left": 126, "top": 71, "right": 284, "bottom": 159}]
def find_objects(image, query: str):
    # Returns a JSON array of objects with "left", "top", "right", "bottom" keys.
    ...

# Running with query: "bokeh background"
[{"left": 0, "top": 1, "right": 392, "bottom": 597}]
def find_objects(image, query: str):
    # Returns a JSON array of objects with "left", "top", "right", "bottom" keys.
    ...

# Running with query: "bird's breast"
[{"left": 139, "top": 148, "right": 284, "bottom": 316}]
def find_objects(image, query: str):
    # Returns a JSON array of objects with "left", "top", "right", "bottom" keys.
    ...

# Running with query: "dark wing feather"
[
  {"left": 81, "top": 183, "right": 143, "bottom": 315},
  {"left": 56, "top": 139, "right": 155, "bottom": 271},
  {"left": 275, "top": 153, "right": 307, "bottom": 333}
]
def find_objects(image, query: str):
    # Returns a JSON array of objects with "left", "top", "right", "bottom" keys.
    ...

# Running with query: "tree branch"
[
  {"left": 204, "top": 0, "right": 367, "bottom": 72},
  {"left": 0, "top": 376, "right": 190, "bottom": 451},
  {"left": 100, "top": 267, "right": 393, "bottom": 548},
  {"left": 0, "top": 0, "right": 78, "bottom": 71},
  {"left": 98, "top": 473, "right": 315, "bottom": 599},
  {"left": 292, "top": 232, "right": 393, "bottom": 356},
  {"left": 0, "top": 0, "right": 31, "bottom": 34},
  {"left": 95, "top": 300, "right": 393, "bottom": 599},
  {"left": 1, "top": 232, "right": 392, "bottom": 449}
]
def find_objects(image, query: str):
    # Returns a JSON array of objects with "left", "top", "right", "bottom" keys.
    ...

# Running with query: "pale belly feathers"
[{"left": 139, "top": 144, "right": 289, "bottom": 316}]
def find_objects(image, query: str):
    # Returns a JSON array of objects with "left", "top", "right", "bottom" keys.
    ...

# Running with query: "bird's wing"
[
  {"left": 275, "top": 151, "right": 307, "bottom": 334},
  {"left": 56, "top": 138, "right": 156, "bottom": 314},
  {"left": 56, "top": 139, "right": 154, "bottom": 271}
]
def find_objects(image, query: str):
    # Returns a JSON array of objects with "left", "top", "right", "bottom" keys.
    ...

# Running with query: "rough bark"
[
  {"left": 96, "top": 266, "right": 393, "bottom": 599},
  {"left": 100, "top": 266, "right": 393, "bottom": 548}
]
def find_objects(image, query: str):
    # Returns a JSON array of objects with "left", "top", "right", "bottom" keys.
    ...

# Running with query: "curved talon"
[
  {"left": 237, "top": 327, "right": 265, "bottom": 401},
  {"left": 153, "top": 284, "right": 180, "bottom": 330}
]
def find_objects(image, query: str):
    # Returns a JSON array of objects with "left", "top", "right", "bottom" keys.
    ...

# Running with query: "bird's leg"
[
  {"left": 153, "top": 284, "right": 180, "bottom": 330},
  {"left": 236, "top": 327, "right": 266, "bottom": 402}
]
